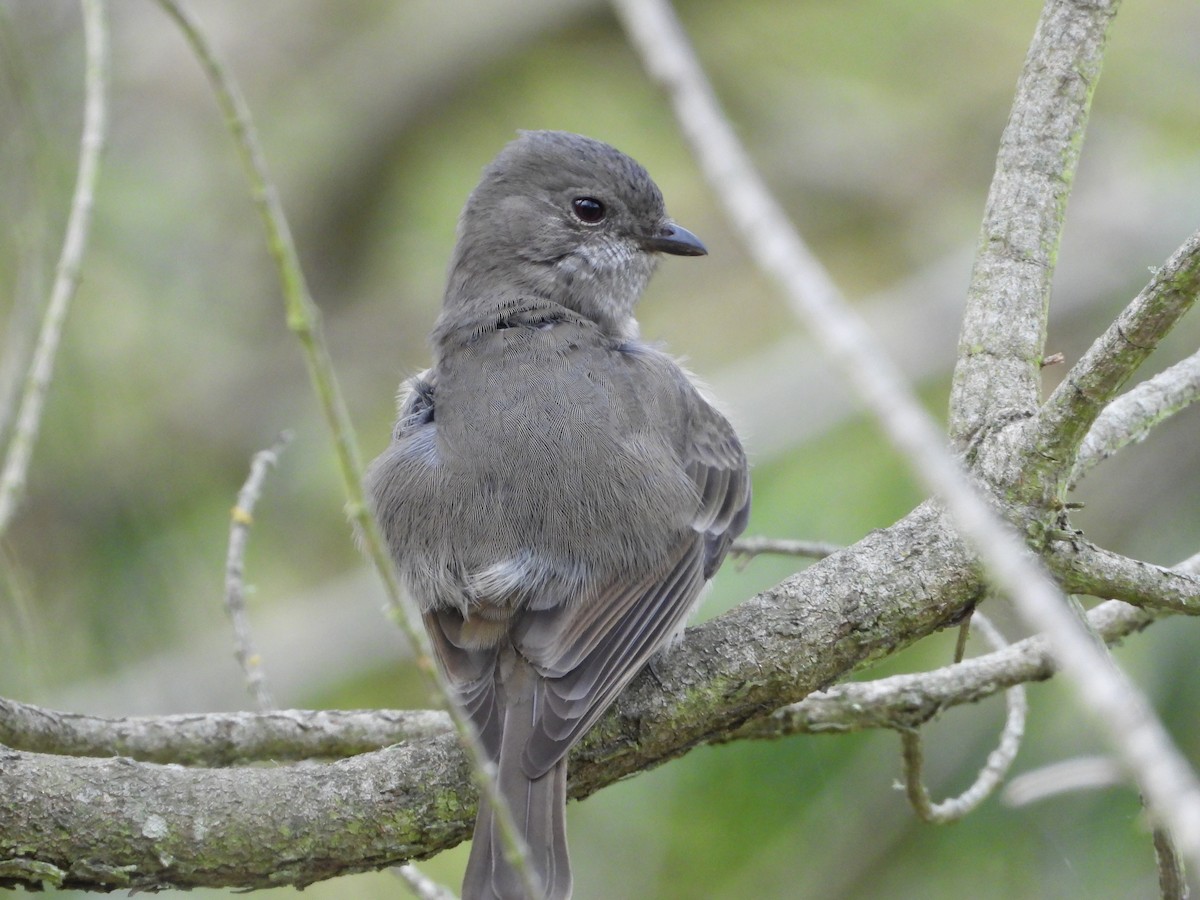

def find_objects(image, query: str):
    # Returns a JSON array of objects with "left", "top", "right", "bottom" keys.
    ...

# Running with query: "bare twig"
[
  {"left": 1002, "top": 756, "right": 1126, "bottom": 807},
  {"left": 953, "top": 612, "right": 974, "bottom": 664},
  {"left": 225, "top": 431, "right": 292, "bottom": 710},
  {"left": 0, "top": 8, "right": 53, "bottom": 448},
  {"left": 1072, "top": 347, "right": 1200, "bottom": 487},
  {"left": 0, "top": 0, "right": 108, "bottom": 537},
  {"left": 1153, "top": 811, "right": 1191, "bottom": 900},
  {"left": 730, "top": 535, "right": 841, "bottom": 562},
  {"left": 392, "top": 864, "right": 460, "bottom": 900},
  {"left": 148, "top": 2, "right": 536, "bottom": 892},
  {"left": 612, "top": 0, "right": 1200, "bottom": 868},
  {"left": 732, "top": 596, "right": 1151, "bottom": 743},
  {"left": 896, "top": 613, "right": 1027, "bottom": 824},
  {"left": 1036, "top": 228, "right": 1200, "bottom": 493},
  {"left": 1008, "top": 764, "right": 1193, "bottom": 898}
]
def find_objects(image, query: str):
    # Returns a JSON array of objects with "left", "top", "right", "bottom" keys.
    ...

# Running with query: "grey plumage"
[{"left": 367, "top": 130, "right": 750, "bottom": 900}]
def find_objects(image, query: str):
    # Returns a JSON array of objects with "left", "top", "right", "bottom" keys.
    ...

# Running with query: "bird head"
[{"left": 445, "top": 130, "right": 706, "bottom": 338}]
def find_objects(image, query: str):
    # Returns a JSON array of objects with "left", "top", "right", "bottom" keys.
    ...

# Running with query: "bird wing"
[
  {"left": 514, "top": 385, "right": 751, "bottom": 778},
  {"left": 424, "top": 609, "right": 503, "bottom": 759}
]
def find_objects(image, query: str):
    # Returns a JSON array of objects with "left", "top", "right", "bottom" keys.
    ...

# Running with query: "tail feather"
[{"left": 462, "top": 658, "right": 571, "bottom": 900}]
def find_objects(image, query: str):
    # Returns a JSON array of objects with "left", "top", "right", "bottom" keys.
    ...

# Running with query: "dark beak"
[{"left": 641, "top": 222, "right": 708, "bottom": 257}]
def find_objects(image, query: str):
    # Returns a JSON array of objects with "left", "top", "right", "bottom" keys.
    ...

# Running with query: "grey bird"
[{"left": 367, "top": 130, "right": 750, "bottom": 900}]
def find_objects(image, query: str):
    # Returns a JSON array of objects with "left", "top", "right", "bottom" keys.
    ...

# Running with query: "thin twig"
[
  {"left": 0, "top": 7, "right": 54, "bottom": 448},
  {"left": 1152, "top": 807, "right": 1191, "bottom": 900},
  {"left": 1181, "top": 550, "right": 1200, "bottom": 575},
  {"left": 612, "top": 0, "right": 1200, "bottom": 868},
  {"left": 224, "top": 431, "right": 292, "bottom": 710},
  {"left": 147, "top": 2, "right": 537, "bottom": 893},
  {"left": 1036, "top": 227, "right": 1200, "bottom": 492},
  {"left": 0, "top": 0, "right": 108, "bottom": 537},
  {"left": 731, "top": 596, "right": 1151, "bottom": 743},
  {"left": 897, "top": 612, "right": 1027, "bottom": 824},
  {"left": 1002, "top": 756, "right": 1126, "bottom": 807},
  {"left": 392, "top": 864, "right": 460, "bottom": 900},
  {"left": 953, "top": 610, "right": 974, "bottom": 663},
  {"left": 729, "top": 535, "right": 841, "bottom": 561},
  {"left": 1072, "top": 347, "right": 1200, "bottom": 487},
  {"left": 1009, "top": 770, "right": 1196, "bottom": 899}
]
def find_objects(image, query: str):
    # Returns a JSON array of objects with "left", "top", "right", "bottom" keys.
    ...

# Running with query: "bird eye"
[{"left": 571, "top": 197, "right": 606, "bottom": 224}]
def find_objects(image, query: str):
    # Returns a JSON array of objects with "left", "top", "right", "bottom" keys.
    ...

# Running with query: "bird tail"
[{"left": 461, "top": 662, "right": 571, "bottom": 900}]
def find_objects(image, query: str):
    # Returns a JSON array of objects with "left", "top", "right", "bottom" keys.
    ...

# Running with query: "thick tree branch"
[
  {"left": 0, "top": 593, "right": 1161, "bottom": 770},
  {"left": 3, "top": 508, "right": 1189, "bottom": 891},
  {"left": 1, "top": 504, "right": 985, "bottom": 890},
  {"left": 948, "top": 0, "right": 1119, "bottom": 446},
  {"left": 0, "top": 734, "right": 473, "bottom": 892},
  {"left": 1072, "top": 347, "right": 1200, "bottom": 486},
  {"left": 1031, "top": 227, "right": 1200, "bottom": 499},
  {"left": 3, "top": 513, "right": 1192, "bottom": 890}
]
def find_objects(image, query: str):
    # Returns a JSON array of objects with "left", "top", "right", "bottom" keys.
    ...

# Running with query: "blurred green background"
[{"left": 2, "top": 0, "right": 1198, "bottom": 897}]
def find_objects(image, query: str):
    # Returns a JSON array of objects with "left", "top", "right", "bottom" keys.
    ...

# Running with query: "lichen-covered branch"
[
  {"left": 0, "top": 733, "right": 473, "bottom": 892},
  {"left": 4, "top": 515, "right": 1195, "bottom": 890},
  {"left": 0, "top": 504, "right": 984, "bottom": 891},
  {"left": 948, "top": 0, "right": 1120, "bottom": 446},
  {"left": 0, "top": 591, "right": 1169, "bottom": 773},
  {"left": 4, "top": 518, "right": 1186, "bottom": 892}
]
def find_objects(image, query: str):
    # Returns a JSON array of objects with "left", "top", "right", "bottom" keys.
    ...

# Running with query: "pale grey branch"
[
  {"left": 393, "top": 864, "right": 461, "bottom": 900},
  {"left": 1035, "top": 227, "right": 1200, "bottom": 496},
  {"left": 896, "top": 613, "right": 1027, "bottom": 824},
  {"left": 948, "top": 0, "right": 1119, "bottom": 445},
  {"left": 0, "top": 699, "right": 451, "bottom": 766},
  {"left": 735, "top": 597, "right": 1154, "bottom": 744},
  {"left": 1049, "top": 541, "right": 1200, "bottom": 615},
  {"left": 1002, "top": 756, "right": 1126, "bottom": 807},
  {"left": 1073, "top": 347, "right": 1200, "bottom": 486}
]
